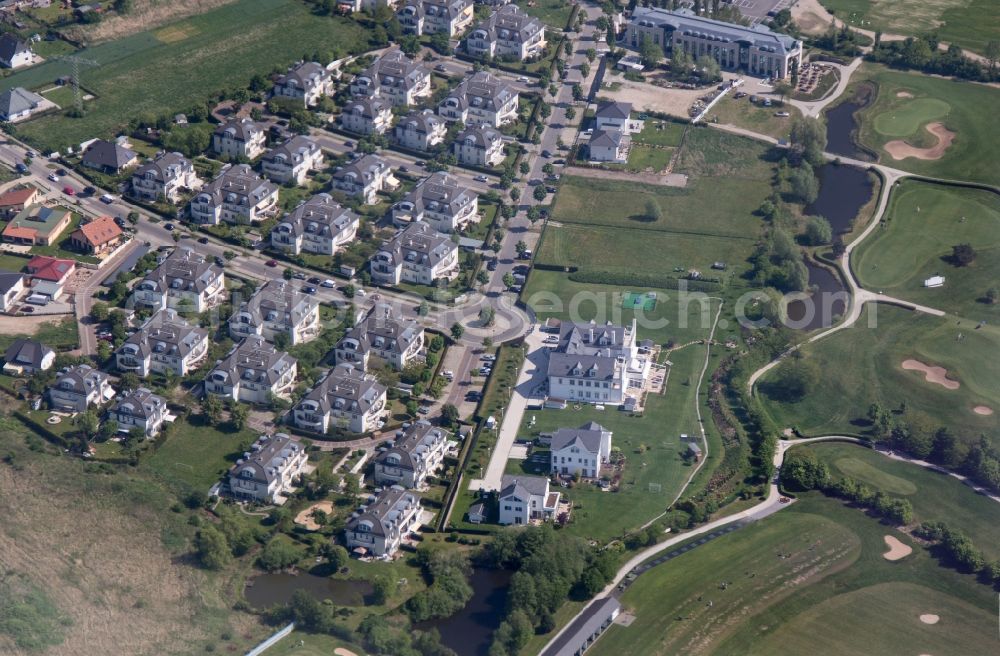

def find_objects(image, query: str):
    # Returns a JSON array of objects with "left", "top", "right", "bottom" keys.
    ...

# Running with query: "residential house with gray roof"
[
  {"left": 270, "top": 193, "right": 359, "bottom": 256},
  {"left": 397, "top": 0, "right": 474, "bottom": 37},
  {"left": 625, "top": 7, "right": 803, "bottom": 79},
  {"left": 292, "top": 363, "right": 387, "bottom": 435},
  {"left": 109, "top": 387, "right": 169, "bottom": 438},
  {"left": 206, "top": 337, "right": 298, "bottom": 405},
  {"left": 391, "top": 171, "right": 478, "bottom": 233},
  {"left": 588, "top": 127, "right": 629, "bottom": 163},
  {"left": 335, "top": 303, "right": 424, "bottom": 372},
  {"left": 550, "top": 422, "right": 613, "bottom": 479},
  {"left": 133, "top": 248, "right": 225, "bottom": 313},
  {"left": 350, "top": 49, "right": 431, "bottom": 107},
  {"left": 229, "top": 279, "right": 320, "bottom": 346},
  {"left": 438, "top": 71, "right": 519, "bottom": 127},
  {"left": 188, "top": 164, "right": 279, "bottom": 225},
  {"left": 332, "top": 154, "right": 395, "bottom": 205},
  {"left": 272, "top": 61, "right": 336, "bottom": 107},
  {"left": 546, "top": 319, "right": 647, "bottom": 405},
  {"left": 116, "top": 308, "right": 210, "bottom": 377},
  {"left": 369, "top": 221, "right": 458, "bottom": 286},
  {"left": 340, "top": 96, "right": 394, "bottom": 135},
  {"left": 393, "top": 109, "right": 447, "bottom": 152},
  {"left": 3, "top": 338, "right": 54, "bottom": 375},
  {"left": 0, "top": 86, "right": 43, "bottom": 121},
  {"left": 345, "top": 486, "right": 422, "bottom": 557},
  {"left": 82, "top": 139, "right": 138, "bottom": 174},
  {"left": 0, "top": 33, "right": 33, "bottom": 68},
  {"left": 498, "top": 474, "right": 560, "bottom": 525},
  {"left": 0, "top": 269, "right": 24, "bottom": 312},
  {"left": 465, "top": 5, "right": 546, "bottom": 61},
  {"left": 48, "top": 364, "right": 114, "bottom": 412},
  {"left": 227, "top": 433, "right": 308, "bottom": 504},
  {"left": 212, "top": 117, "right": 267, "bottom": 160},
  {"left": 260, "top": 135, "right": 323, "bottom": 186},
  {"left": 374, "top": 420, "right": 448, "bottom": 488},
  {"left": 131, "top": 151, "right": 201, "bottom": 203},
  {"left": 452, "top": 123, "right": 505, "bottom": 167}
]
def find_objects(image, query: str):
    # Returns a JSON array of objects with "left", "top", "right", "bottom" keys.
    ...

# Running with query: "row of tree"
[{"left": 868, "top": 36, "right": 1000, "bottom": 84}]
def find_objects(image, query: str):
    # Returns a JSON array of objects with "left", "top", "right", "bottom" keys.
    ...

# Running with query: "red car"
[
  {"left": 63, "top": 186, "right": 75, "bottom": 195},
  {"left": 266, "top": 259, "right": 278, "bottom": 267}
]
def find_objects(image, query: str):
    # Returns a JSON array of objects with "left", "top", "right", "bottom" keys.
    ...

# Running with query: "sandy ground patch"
[
  {"left": 901, "top": 359, "right": 960, "bottom": 389},
  {"left": 896, "top": 91, "right": 915, "bottom": 98},
  {"left": 601, "top": 76, "right": 704, "bottom": 119},
  {"left": 973, "top": 405, "right": 994, "bottom": 416},
  {"left": 334, "top": 648, "right": 361, "bottom": 656},
  {"left": 294, "top": 501, "right": 334, "bottom": 531},
  {"left": 883, "top": 535, "right": 913, "bottom": 561},
  {"left": 885, "top": 122, "right": 955, "bottom": 161},
  {"left": 0, "top": 313, "right": 71, "bottom": 336},
  {"left": 919, "top": 613, "right": 940, "bottom": 624}
]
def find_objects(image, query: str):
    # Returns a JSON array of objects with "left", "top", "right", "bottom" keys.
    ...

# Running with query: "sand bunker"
[
  {"left": 919, "top": 614, "right": 940, "bottom": 625},
  {"left": 901, "top": 359, "right": 960, "bottom": 390},
  {"left": 334, "top": 649, "right": 360, "bottom": 656},
  {"left": 883, "top": 535, "right": 913, "bottom": 561},
  {"left": 294, "top": 501, "right": 334, "bottom": 531},
  {"left": 973, "top": 405, "right": 994, "bottom": 416},
  {"left": 885, "top": 122, "right": 955, "bottom": 161},
  {"left": 896, "top": 91, "right": 914, "bottom": 98}
]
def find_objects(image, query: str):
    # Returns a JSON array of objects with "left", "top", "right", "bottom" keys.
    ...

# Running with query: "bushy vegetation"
[
  {"left": 868, "top": 35, "right": 1000, "bottom": 83},
  {"left": 405, "top": 549, "right": 473, "bottom": 622},
  {"left": 0, "top": 573, "right": 71, "bottom": 651}
]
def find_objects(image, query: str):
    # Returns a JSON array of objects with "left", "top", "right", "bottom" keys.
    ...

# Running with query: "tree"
[
  {"left": 644, "top": 199, "right": 662, "bottom": 222},
  {"left": 327, "top": 544, "right": 349, "bottom": 571},
  {"left": 532, "top": 184, "right": 547, "bottom": 201},
  {"left": 451, "top": 322, "right": 465, "bottom": 339},
  {"left": 502, "top": 272, "right": 515, "bottom": 289},
  {"left": 695, "top": 55, "right": 720, "bottom": 82},
  {"left": 479, "top": 305, "right": 496, "bottom": 326},
  {"left": 99, "top": 420, "right": 118, "bottom": 441},
  {"left": 638, "top": 34, "right": 663, "bottom": 67},
  {"left": 372, "top": 575, "right": 394, "bottom": 605},
  {"left": 519, "top": 161, "right": 530, "bottom": 175},
  {"left": 77, "top": 410, "right": 100, "bottom": 441},
  {"left": 343, "top": 473, "right": 361, "bottom": 496},
  {"left": 951, "top": 243, "right": 976, "bottom": 266},
  {"left": 202, "top": 394, "right": 223, "bottom": 426},
  {"left": 120, "top": 372, "right": 141, "bottom": 391},
  {"left": 229, "top": 403, "right": 249, "bottom": 431},
  {"left": 257, "top": 539, "right": 302, "bottom": 571},
  {"left": 788, "top": 165, "right": 819, "bottom": 204},
  {"left": 194, "top": 525, "right": 231, "bottom": 570},
  {"left": 441, "top": 403, "right": 459, "bottom": 427},
  {"left": 90, "top": 301, "right": 109, "bottom": 322},
  {"left": 789, "top": 118, "right": 826, "bottom": 167},
  {"left": 586, "top": 47, "right": 597, "bottom": 62},
  {"left": 986, "top": 40, "right": 1000, "bottom": 72},
  {"left": 803, "top": 216, "right": 832, "bottom": 245}
]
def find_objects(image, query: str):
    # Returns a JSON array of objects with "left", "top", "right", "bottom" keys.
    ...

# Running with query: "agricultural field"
[
  {"left": 542, "top": 129, "right": 774, "bottom": 282},
  {"left": 852, "top": 179, "right": 1000, "bottom": 320},
  {"left": 758, "top": 304, "right": 1000, "bottom": 438},
  {"left": 591, "top": 491, "right": 996, "bottom": 656},
  {"left": 818, "top": 0, "right": 1000, "bottom": 54},
  {"left": 850, "top": 65, "right": 1000, "bottom": 185},
  {"left": 0, "top": 0, "right": 367, "bottom": 153},
  {"left": 808, "top": 442, "right": 1000, "bottom": 559}
]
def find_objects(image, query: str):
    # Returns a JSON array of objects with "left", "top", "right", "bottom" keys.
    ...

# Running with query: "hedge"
[{"left": 567, "top": 269, "right": 722, "bottom": 292}]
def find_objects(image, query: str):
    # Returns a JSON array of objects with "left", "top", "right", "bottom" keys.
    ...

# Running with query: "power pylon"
[{"left": 53, "top": 54, "right": 97, "bottom": 113}]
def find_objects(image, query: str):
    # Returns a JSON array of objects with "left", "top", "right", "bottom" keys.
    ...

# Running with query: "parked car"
[
  {"left": 308, "top": 276, "right": 321, "bottom": 285},
  {"left": 56, "top": 168, "right": 67, "bottom": 176},
  {"left": 100, "top": 194, "right": 115, "bottom": 204},
  {"left": 15, "top": 163, "right": 28, "bottom": 173},
  {"left": 266, "top": 259, "right": 278, "bottom": 267},
  {"left": 541, "top": 149, "right": 552, "bottom": 158},
  {"left": 344, "top": 140, "right": 354, "bottom": 148},
  {"left": 398, "top": 166, "right": 409, "bottom": 173},
  {"left": 63, "top": 186, "right": 75, "bottom": 195},
  {"left": 198, "top": 237, "right": 209, "bottom": 244},
  {"left": 474, "top": 174, "right": 489, "bottom": 182},
  {"left": 164, "top": 222, "right": 175, "bottom": 231},
  {"left": 47, "top": 173, "right": 59, "bottom": 182},
  {"left": 435, "top": 63, "right": 448, "bottom": 72},
  {"left": 81, "top": 186, "right": 96, "bottom": 197},
  {"left": 465, "top": 391, "right": 482, "bottom": 402},
  {"left": 302, "top": 286, "right": 317, "bottom": 295},
  {"left": 320, "top": 279, "right": 336, "bottom": 288},
  {"left": 355, "top": 289, "right": 366, "bottom": 297},
  {"left": 545, "top": 186, "right": 557, "bottom": 193},
  {"left": 517, "top": 76, "right": 529, "bottom": 83},
  {"left": 292, "top": 271, "right": 307, "bottom": 280}
]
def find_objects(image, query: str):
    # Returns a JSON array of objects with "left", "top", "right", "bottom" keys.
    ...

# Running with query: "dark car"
[
  {"left": 56, "top": 168, "right": 67, "bottom": 176},
  {"left": 114, "top": 217, "right": 128, "bottom": 228},
  {"left": 546, "top": 186, "right": 557, "bottom": 193},
  {"left": 81, "top": 185, "right": 97, "bottom": 197},
  {"left": 164, "top": 223, "right": 175, "bottom": 231},
  {"left": 15, "top": 163, "right": 28, "bottom": 173},
  {"left": 435, "top": 63, "right": 448, "bottom": 72},
  {"left": 198, "top": 237, "right": 209, "bottom": 244},
  {"left": 541, "top": 149, "right": 552, "bottom": 158},
  {"left": 398, "top": 166, "right": 409, "bottom": 173},
  {"left": 487, "top": 259, "right": 498, "bottom": 271},
  {"left": 344, "top": 140, "right": 354, "bottom": 148},
  {"left": 215, "top": 256, "right": 225, "bottom": 267},
  {"left": 308, "top": 276, "right": 321, "bottom": 285},
  {"left": 302, "top": 286, "right": 317, "bottom": 295},
  {"left": 465, "top": 391, "right": 482, "bottom": 402},
  {"left": 266, "top": 259, "right": 278, "bottom": 267}
]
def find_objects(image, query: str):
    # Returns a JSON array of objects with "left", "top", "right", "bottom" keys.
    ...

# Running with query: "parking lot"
[{"left": 725, "top": 0, "right": 792, "bottom": 24}]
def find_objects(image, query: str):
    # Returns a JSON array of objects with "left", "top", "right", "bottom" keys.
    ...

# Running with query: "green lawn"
[
  {"left": 0, "top": 0, "right": 367, "bottom": 153},
  {"left": 851, "top": 64, "right": 1000, "bottom": 186},
  {"left": 524, "top": 0, "right": 575, "bottom": 28},
  {"left": 629, "top": 119, "right": 686, "bottom": 148},
  {"left": 808, "top": 442, "right": 1000, "bottom": 559},
  {"left": 0, "top": 316, "right": 79, "bottom": 352},
  {"left": 852, "top": 179, "right": 1000, "bottom": 320},
  {"left": 592, "top": 493, "right": 997, "bottom": 656},
  {"left": 706, "top": 95, "right": 799, "bottom": 141},
  {"left": 142, "top": 416, "right": 260, "bottom": 493},
  {"left": 510, "top": 346, "right": 710, "bottom": 542},
  {"left": 758, "top": 305, "right": 1000, "bottom": 440},
  {"left": 271, "top": 631, "right": 368, "bottom": 655},
  {"left": 626, "top": 145, "right": 673, "bottom": 172},
  {"left": 818, "top": 0, "right": 1000, "bottom": 54}
]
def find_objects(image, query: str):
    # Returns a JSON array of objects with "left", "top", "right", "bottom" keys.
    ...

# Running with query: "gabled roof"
[
  {"left": 274, "top": 193, "right": 358, "bottom": 241},
  {"left": 376, "top": 420, "right": 446, "bottom": 473},
  {"left": 111, "top": 387, "right": 165, "bottom": 420},
  {"left": 298, "top": 363, "right": 386, "bottom": 418},
  {"left": 374, "top": 221, "right": 456, "bottom": 271},
  {"left": 455, "top": 123, "right": 503, "bottom": 149},
  {"left": 263, "top": 135, "right": 320, "bottom": 166},
  {"left": 499, "top": 473, "right": 549, "bottom": 499},
  {"left": 589, "top": 128, "right": 625, "bottom": 149},
  {"left": 631, "top": 7, "right": 801, "bottom": 54},
  {"left": 443, "top": 71, "right": 517, "bottom": 113},
  {"left": 337, "top": 303, "right": 423, "bottom": 358},
  {"left": 213, "top": 117, "right": 264, "bottom": 142},
  {"left": 595, "top": 100, "right": 631, "bottom": 120},
  {"left": 133, "top": 151, "right": 194, "bottom": 184},
  {"left": 209, "top": 336, "right": 297, "bottom": 388},
  {"left": 0, "top": 185, "right": 38, "bottom": 207},
  {"left": 276, "top": 61, "right": 330, "bottom": 91},
  {"left": 4, "top": 338, "right": 53, "bottom": 369},
  {"left": 119, "top": 308, "right": 208, "bottom": 361},
  {"left": 228, "top": 433, "right": 304, "bottom": 485},
  {"left": 0, "top": 269, "right": 23, "bottom": 294},
  {"left": 346, "top": 485, "right": 420, "bottom": 537}
]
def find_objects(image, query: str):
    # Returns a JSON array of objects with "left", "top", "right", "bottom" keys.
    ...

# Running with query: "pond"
[
  {"left": 785, "top": 261, "right": 848, "bottom": 332},
  {"left": 417, "top": 568, "right": 512, "bottom": 656},
  {"left": 825, "top": 83, "right": 876, "bottom": 161},
  {"left": 243, "top": 571, "right": 375, "bottom": 609},
  {"left": 805, "top": 163, "right": 875, "bottom": 235}
]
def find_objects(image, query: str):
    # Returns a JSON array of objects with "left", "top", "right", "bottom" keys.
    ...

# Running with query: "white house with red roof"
[{"left": 25, "top": 255, "right": 75, "bottom": 301}]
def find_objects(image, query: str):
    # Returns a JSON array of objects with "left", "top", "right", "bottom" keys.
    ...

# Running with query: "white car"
[
  {"left": 320, "top": 279, "right": 336, "bottom": 288},
  {"left": 354, "top": 289, "right": 366, "bottom": 296},
  {"left": 474, "top": 174, "right": 488, "bottom": 182},
  {"left": 47, "top": 173, "right": 59, "bottom": 182}
]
